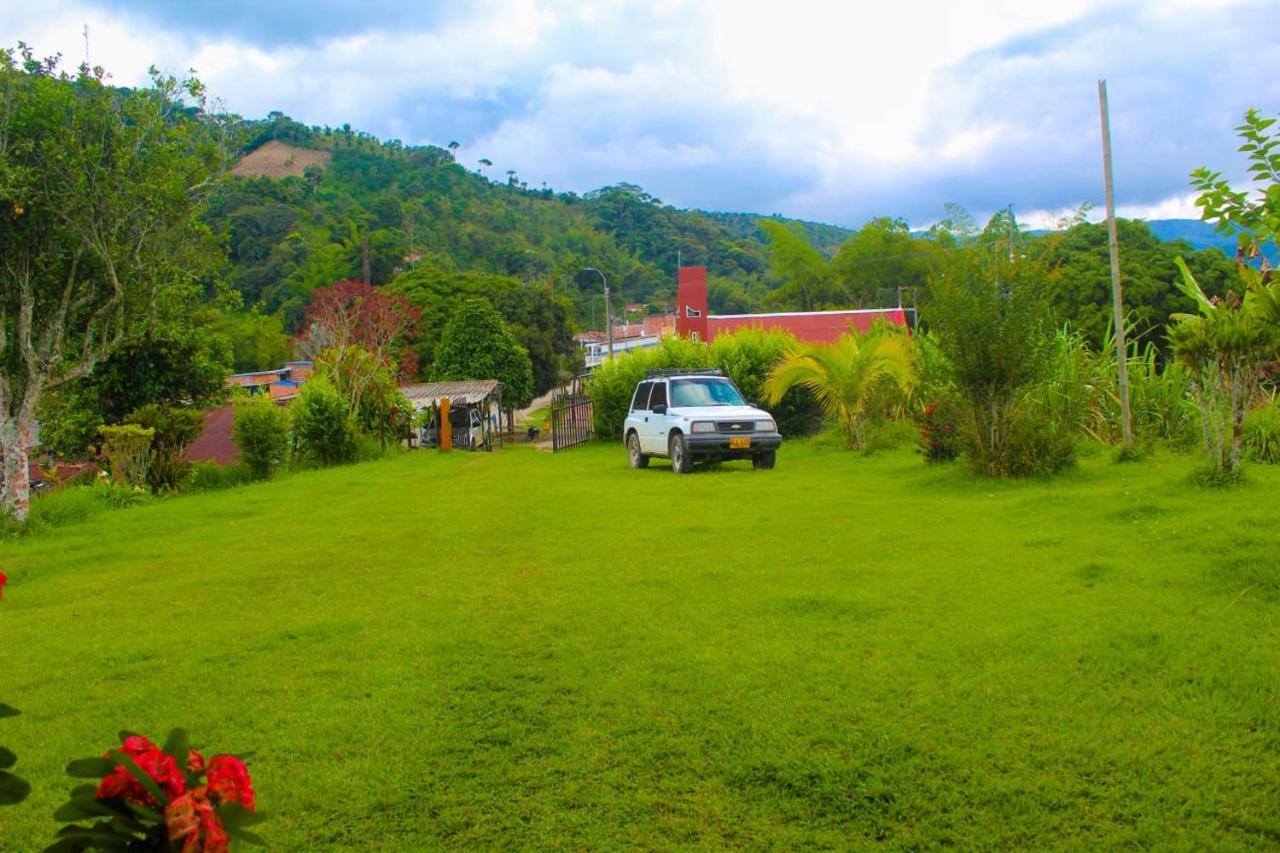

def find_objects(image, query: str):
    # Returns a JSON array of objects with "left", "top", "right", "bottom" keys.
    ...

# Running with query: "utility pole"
[
  {"left": 585, "top": 267, "right": 613, "bottom": 360},
  {"left": 1098, "top": 80, "right": 1133, "bottom": 448},
  {"left": 83, "top": 24, "right": 90, "bottom": 67}
]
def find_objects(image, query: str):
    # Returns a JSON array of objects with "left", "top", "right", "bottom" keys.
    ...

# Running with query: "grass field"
[{"left": 2, "top": 442, "right": 1278, "bottom": 849}]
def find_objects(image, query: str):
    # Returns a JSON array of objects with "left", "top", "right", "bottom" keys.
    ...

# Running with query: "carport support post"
[{"left": 440, "top": 397, "right": 452, "bottom": 452}]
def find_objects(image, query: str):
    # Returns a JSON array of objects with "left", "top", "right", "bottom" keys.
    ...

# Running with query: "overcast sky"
[{"left": 6, "top": 0, "right": 1278, "bottom": 229}]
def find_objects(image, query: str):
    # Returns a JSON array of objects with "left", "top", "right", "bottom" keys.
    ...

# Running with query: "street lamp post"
[{"left": 584, "top": 267, "right": 613, "bottom": 360}]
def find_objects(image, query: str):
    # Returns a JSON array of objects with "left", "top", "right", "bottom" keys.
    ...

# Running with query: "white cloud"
[{"left": 4, "top": 0, "right": 1275, "bottom": 227}]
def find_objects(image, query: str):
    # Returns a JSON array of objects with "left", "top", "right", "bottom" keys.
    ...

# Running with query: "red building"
[{"left": 675, "top": 266, "right": 907, "bottom": 344}]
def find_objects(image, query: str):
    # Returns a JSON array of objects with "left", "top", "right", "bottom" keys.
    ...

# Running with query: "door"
[
  {"left": 644, "top": 379, "right": 670, "bottom": 454},
  {"left": 629, "top": 381, "right": 652, "bottom": 452}
]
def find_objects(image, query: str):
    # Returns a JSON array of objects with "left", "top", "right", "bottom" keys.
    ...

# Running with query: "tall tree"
[
  {"left": 0, "top": 48, "right": 233, "bottom": 520},
  {"left": 296, "top": 280, "right": 421, "bottom": 378},
  {"left": 830, "top": 217, "right": 941, "bottom": 309},
  {"left": 758, "top": 219, "right": 832, "bottom": 310},
  {"left": 432, "top": 298, "right": 534, "bottom": 410}
]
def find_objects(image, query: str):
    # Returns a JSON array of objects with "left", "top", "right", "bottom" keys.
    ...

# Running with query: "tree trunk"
[{"left": 0, "top": 415, "right": 32, "bottom": 523}]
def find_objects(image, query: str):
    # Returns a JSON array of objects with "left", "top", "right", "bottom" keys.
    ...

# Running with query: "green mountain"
[
  {"left": 205, "top": 115, "right": 801, "bottom": 330},
  {"left": 1144, "top": 218, "right": 1276, "bottom": 262}
]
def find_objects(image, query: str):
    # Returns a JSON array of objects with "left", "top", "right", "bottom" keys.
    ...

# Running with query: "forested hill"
[
  {"left": 205, "top": 114, "right": 796, "bottom": 331},
  {"left": 206, "top": 113, "right": 1242, "bottom": 378}
]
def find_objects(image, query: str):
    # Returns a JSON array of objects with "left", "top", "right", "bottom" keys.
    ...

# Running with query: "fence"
[{"left": 550, "top": 393, "right": 593, "bottom": 452}]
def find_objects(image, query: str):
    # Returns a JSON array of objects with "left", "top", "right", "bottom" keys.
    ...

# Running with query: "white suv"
[{"left": 623, "top": 369, "right": 783, "bottom": 473}]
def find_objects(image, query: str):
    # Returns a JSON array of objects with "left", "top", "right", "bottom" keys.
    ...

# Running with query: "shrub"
[
  {"left": 27, "top": 486, "right": 99, "bottom": 528},
  {"left": 974, "top": 404, "right": 1076, "bottom": 478},
  {"left": 917, "top": 395, "right": 962, "bottom": 462},
  {"left": 233, "top": 395, "right": 292, "bottom": 479},
  {"left": 588, "top": 336, "right": 714, "bottom": 440},
  {"left": 98, "top": 424, "right": 154, "bottom": 489},
  {"left": 926, "top": 245, "right": 1060, "bottom": 475},
  {"left": 92, "top": 479, "right": 149, "bottom": 510},
  {"left": 1245, "top": 397, "right": 1280, "bottom": 463},
  {"left": 764, "top": 324, "right": 917, "bottom": 451},
  {"left": 124, "top": 404, "right": 205, "bottom": 493},
  {"left": 187, "top": 462, "right": 256, "bottom": 492},
  {"left": 711, "top": 328, "right": 823, "bottom": 436},
  {"left": 292, "top": 377, "right": 357, "bottom": 465}
]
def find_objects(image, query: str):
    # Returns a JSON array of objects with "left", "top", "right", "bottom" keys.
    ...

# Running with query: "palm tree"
[{"left": 765, "top": 323, "right": 917, "bottom": 450}]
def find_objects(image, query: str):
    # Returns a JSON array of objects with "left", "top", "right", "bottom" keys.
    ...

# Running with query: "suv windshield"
[{"left": 670, "top": 377, "right": 745, "bottom": 408}]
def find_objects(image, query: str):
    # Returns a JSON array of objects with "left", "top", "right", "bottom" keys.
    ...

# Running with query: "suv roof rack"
[{"left": 644, "top": 367, "right": 725, "bottom": 379}]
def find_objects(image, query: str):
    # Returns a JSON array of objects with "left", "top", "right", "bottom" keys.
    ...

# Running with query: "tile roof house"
[{"left": 187, "top": 361, "right": 313, "bottom": 465}]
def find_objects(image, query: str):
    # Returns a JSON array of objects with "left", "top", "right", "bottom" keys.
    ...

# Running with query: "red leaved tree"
[{"left": 296, "top": 281, "right": 421, "bottom": 379}]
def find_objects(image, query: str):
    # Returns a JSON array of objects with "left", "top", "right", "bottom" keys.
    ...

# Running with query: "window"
[
  {"left": 631, "top": 382, "right": 652, "bottom": 411},
  {"left": 670, "top": 378, "right": 745, "bottom": 407},
  {"left": 649, "top": 381, "right": 668, "bottom": 409}
]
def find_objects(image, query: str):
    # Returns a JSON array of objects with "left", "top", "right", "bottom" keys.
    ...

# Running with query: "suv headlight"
[
  {"left": 757, "top": 419, "right": 776, "bottom": 433},
  {"left": 691, "top": 421, "right": 716, "bottom": 433}
]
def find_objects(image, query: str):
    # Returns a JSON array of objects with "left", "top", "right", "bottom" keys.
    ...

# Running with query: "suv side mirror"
[{"left": 652, "top": 404, "right": 667, "bottom": 415}]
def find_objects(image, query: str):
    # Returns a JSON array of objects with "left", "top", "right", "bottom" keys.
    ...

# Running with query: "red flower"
[
  {"left": 0, "top": 571, "right": 8, "bottom": 600},
  {"left": 187, "top": 749, "right": 206, "bottom": 774},
  {"left": 206, "top": 755, "right": 254, "bottom": 811},
  {"left": 96, "top": 735, "right": 185, "bottom": 807},
  {"left": 165, "top": 789, "right": 229, "bottom": 853}
]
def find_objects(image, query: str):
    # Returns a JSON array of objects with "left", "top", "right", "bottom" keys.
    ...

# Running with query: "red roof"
[
  {"left": 706, "top": 308, "right": 909, "bottom": 344},
  {"left": 185, "top": 404, "right": 239, "bottom": 465}
]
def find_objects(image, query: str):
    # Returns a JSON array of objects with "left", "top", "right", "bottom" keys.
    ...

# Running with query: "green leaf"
[
  {"left": 0, "top": 747, "right": 16, "bottom": 770},
  {"left": 123, "top": 799, "right": 163, "bottom": 823},
  {"left": 162, "top": 728, "right": 189, "bottom": 766},
  {"left": 53, "top": 795, "right": 116, "bottom": 822},
  {"left": 0, "top": 770, "right": 32, "bottom": 805},
  {"left": 1174, "top": 257, "right": 1215, "bottom": 317},
  {"left": 44, "top": 822, "right": 135, "bottom": 852},
  {"left": 0, "top": 704, "right": 19, "bottom": 719},
  {"left": 66, "top": 757, "right": 116, "bottom": 779},
  {"left": 107, "top": 748, "right": 168, "bottom": 807}
]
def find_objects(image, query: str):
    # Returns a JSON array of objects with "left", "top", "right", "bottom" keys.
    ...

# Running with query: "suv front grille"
[{"left": 716, "top": 420, "right": 755, "bottom": 433}]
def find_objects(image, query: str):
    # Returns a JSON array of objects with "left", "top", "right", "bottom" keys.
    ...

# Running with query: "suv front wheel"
[
  {"left": 669, "top": 432, "right": 694, "bottom": 474},
  {"left": 627, "top": 431, "right": 649, "bottom": 469}
]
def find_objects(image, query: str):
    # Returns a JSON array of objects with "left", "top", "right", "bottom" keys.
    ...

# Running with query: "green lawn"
[{"left": 2, "top": 443, "right": 1278, "bottom": 849}]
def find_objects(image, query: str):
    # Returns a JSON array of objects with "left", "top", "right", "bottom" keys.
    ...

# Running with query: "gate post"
[{"left": 439, "top": 398, "right": 452, "bottom": 452}]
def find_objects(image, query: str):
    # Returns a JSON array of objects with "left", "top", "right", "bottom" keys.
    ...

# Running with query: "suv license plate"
[{"left": 729, "top": 437, "right": 751, "bottom": 449}]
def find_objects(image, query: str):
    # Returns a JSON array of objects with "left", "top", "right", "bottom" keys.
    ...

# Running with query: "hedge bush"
[
  {"left": 710, "top": 328, "right": 823, "bottom": 436},
  {"left": 233, "top": 395, "right": 293, "bottom": 479},
  {"left": 589, "top": 330, "right": 833, "bottom": 441},
  {"left": 589, "top": 337, "right": 713, "bottom": 440},
  {"left": 292, "top": 377, "right": 357, "bottom": 465}
]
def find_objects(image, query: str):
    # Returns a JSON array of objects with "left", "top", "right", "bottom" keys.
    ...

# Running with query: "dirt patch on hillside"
[{"left": 231, "top": 140, "right": 332, "bottom": 179}]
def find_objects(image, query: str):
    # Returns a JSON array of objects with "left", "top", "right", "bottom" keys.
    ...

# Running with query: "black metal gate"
[{"left": 550, "top": 393, "right": 593, "bottom": 452}]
